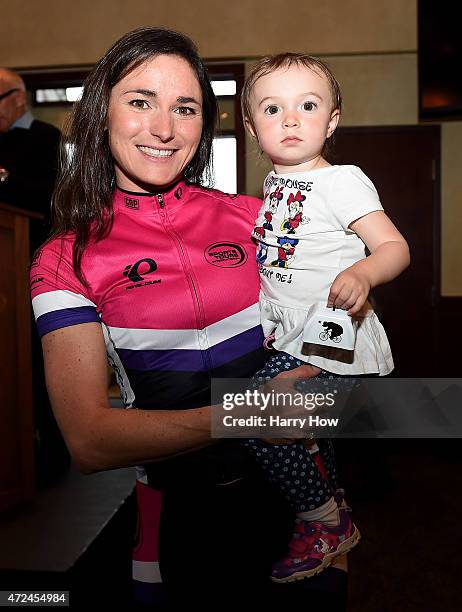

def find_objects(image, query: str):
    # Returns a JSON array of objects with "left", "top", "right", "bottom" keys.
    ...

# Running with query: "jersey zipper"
[{"left": 156, "top": 193, "right": 212, "bottom": 371}]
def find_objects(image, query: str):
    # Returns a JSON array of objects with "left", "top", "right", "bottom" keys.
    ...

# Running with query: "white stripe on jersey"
[
  {"left": 132, "top": 560, "right": 162, "bottom": 583},
  {"left": 32, "top": 290, "right": 97, "bottom": 317},
  {"left": 107, "top": 302, "right": 260, "bottom": 351},
  {"left": 207, "top": 302, "right": 260, "bottom": 346}
]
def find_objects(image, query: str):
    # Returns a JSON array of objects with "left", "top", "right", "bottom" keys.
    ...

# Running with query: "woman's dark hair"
[{"left": 51, "top": 27, "right": 218, "bottom": 284}]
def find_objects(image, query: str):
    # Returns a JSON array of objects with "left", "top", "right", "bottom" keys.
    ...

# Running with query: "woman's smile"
[{"left": 137, "top": 145, "right": 176, "bottom": 159}]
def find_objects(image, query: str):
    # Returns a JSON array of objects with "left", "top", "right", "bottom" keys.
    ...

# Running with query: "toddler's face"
[{"left": 246, "top": 65, "right": 339, "bottom": 172}]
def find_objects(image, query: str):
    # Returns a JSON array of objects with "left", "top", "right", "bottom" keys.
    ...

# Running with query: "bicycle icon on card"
[{"left": 318, "top": 321, "right": 344, "bottom": 343}]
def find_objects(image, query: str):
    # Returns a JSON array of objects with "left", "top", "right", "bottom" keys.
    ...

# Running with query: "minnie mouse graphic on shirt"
[
  {"left": 263, "top": 185, "right": 284, "bottom": 231},
  {"left": 281, "top": 190, "right": 310, "bottom": 234}
]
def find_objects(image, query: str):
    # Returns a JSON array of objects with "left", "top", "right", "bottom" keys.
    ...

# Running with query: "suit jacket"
[{"left": 0, "top": 119, "right": 61, "bottom": 250}]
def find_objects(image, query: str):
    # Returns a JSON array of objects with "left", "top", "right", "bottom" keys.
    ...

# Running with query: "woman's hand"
[
  {"left": 273, "top": 363, "right": 322, "bottom": 379},
  {"left": 260, "top": 362, "right": 321, "bottom": 444}
]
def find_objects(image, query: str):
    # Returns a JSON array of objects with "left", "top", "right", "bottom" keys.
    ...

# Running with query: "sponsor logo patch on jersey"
[
  {"left": 204, "top": 242, "right": 248, "bottom": 268},
  {"left": 123, "top": 257, "right": 160, "bottom": 289},
  {"left": 125, "top": 197, "right": 140, "bottom": 210}
]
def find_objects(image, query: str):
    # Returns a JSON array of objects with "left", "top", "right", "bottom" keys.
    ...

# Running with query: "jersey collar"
[{"left": 113, "top": 178, "right": 191, "bottom": 214}]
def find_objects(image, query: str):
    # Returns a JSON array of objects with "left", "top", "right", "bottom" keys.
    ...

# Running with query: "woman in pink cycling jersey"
[{"left": 30, "top": 27, "right": 347, "bottom": 609}]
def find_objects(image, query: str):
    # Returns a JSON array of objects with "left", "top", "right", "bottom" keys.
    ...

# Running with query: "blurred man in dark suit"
[{"left": 0, "top": 67, "right": 61, "bottom": 251}]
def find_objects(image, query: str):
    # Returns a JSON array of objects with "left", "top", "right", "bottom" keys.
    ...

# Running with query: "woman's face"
[{"left": 107, "top": 54, "right": 203, "bottom": 191}]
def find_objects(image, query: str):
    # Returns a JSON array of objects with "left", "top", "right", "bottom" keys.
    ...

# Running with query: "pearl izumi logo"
[
  {"left": 125, "top": 197, "right": 139, "bottom": 210},
  {"left": 123, "top": 258, "right": 160, "bottom": 290},
  {"left": 204, "top": 242, "right": 248, "bottom": 268}
]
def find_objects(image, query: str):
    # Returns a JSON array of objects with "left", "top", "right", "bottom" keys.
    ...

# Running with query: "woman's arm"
[
  {"left": 42, "top": 322, "right": 213, "bottom": 474},
  {"left": 327, "top": 211, "right": 410, "bottom": 315}
]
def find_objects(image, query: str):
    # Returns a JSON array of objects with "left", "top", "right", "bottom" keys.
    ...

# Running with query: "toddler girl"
[{"left": 241, "top": 53, "right": 410, "bottom": 582}]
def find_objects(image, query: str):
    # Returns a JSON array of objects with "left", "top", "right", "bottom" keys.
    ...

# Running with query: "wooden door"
[
  {"left": 0, "top": 203, "right": 35, "bottom": 512},
  {"left": 333, "top": 126, "right": 440, "bottom": 376}
]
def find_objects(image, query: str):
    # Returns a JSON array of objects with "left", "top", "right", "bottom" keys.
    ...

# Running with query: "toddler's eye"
[
  {"left": 264, "top": 104, "right": 280, "bottom": 115},
  {"left": 302, "top": 101, "right": 317, "bottom": 111}
]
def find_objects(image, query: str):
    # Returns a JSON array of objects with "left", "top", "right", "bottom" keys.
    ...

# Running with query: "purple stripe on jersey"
[
  {"left": 118, "top": 347, "right": 206, "bottom": 371},
  {"left": 36, "top": 306, "right": 100, "bottom": 337},
  {"left": 210, "top": 325, "right": 264, "bottom": 368},
  {"left": 117, "top": 325, "right": 264, "bottom": 372},
  {"left": 133, "top": 581, "right": 167, "bottom": 606}
]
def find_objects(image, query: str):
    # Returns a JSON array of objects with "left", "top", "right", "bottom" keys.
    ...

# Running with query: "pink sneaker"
[{"left": 271, "top": 508, "right": 361, "bottom": 582}]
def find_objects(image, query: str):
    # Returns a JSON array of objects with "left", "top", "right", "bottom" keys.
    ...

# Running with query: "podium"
[{"left": 0, "top": 202, "right": 39, "bottom": 512}]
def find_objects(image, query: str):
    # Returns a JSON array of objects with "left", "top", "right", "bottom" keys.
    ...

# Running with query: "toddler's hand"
[{"left": 328, "top": 268, "right": 371, "bottom": 315}]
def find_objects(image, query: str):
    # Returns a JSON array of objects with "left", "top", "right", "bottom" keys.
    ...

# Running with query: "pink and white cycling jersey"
[
  {"left": 30, "top": 180, "right": 265, "bottom": 409},
  {"left": 30, "top": 180, "right": 266, "bottom": 603}
]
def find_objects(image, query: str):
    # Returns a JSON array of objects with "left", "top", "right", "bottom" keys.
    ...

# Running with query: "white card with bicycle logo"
[{"left": 302, "top": 306, "right": 358, "bottom": 351}]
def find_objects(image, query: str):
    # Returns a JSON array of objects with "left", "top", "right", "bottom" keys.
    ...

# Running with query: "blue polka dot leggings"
[{"left": 242, "top": 352, "right": 347, "bottom": 513}]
